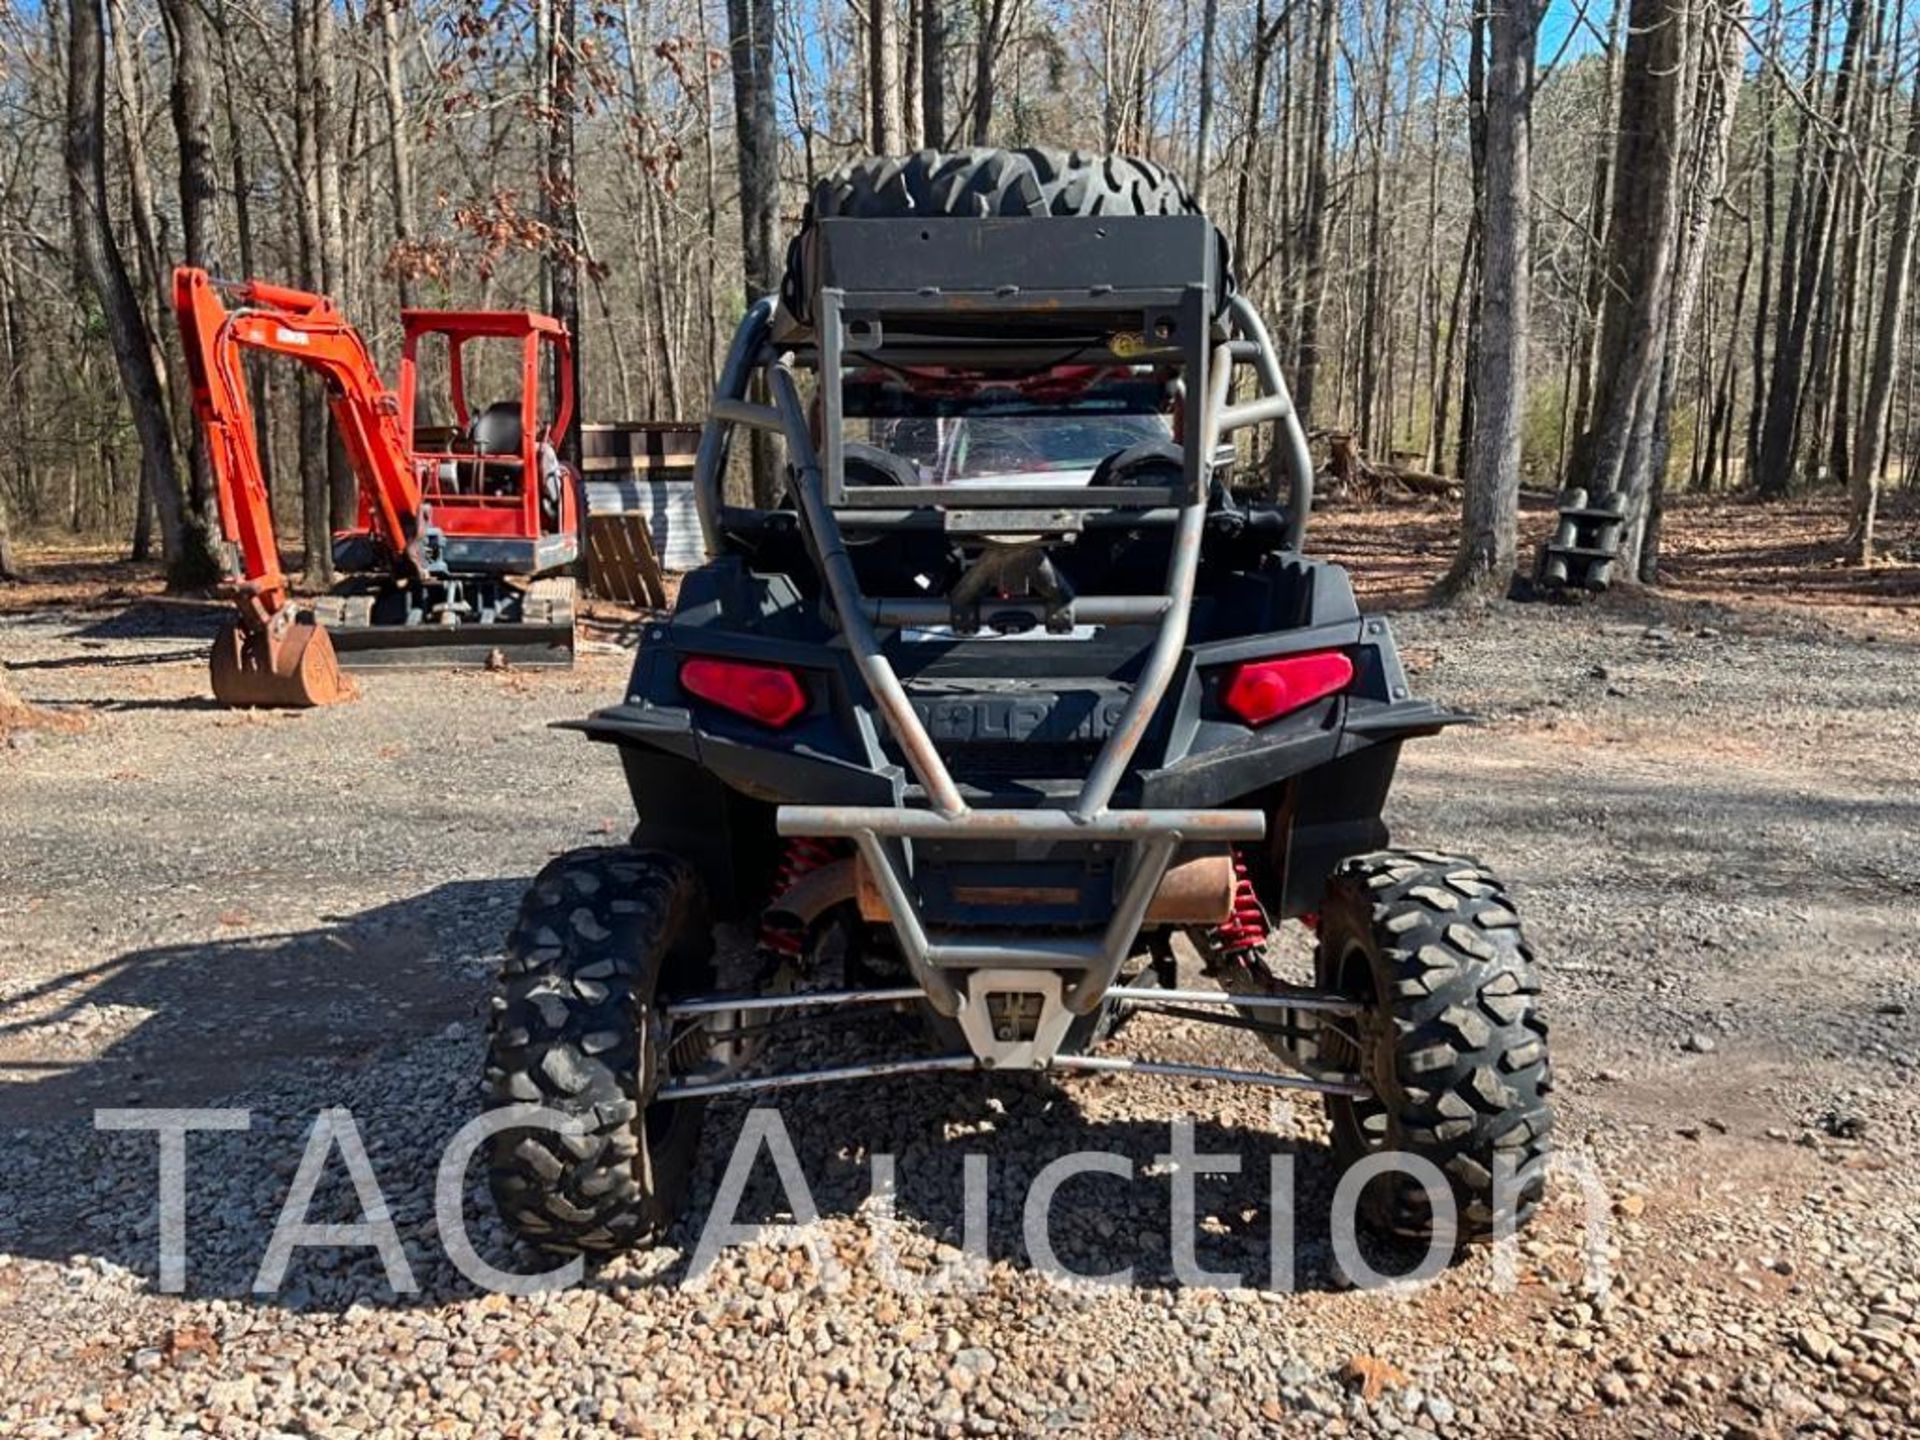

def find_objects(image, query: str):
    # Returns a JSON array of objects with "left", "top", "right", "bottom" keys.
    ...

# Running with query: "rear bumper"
[
  {"left": 566, "top": 602, "right": 1463, "bottom": 933},
  {"left": 565, "top": 638, "right": 1463, "bottom": 811}
]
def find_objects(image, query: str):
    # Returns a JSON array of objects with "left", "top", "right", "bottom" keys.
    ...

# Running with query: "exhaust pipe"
[{"left": 855, "top": 847, "right": 1236, "bottom": 926}]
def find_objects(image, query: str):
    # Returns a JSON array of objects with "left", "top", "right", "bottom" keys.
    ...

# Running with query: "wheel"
[
  {"left": 806, "top": 147, "right": 1200, "bottom": 222},
  {"left": 1316, "top": 850, "right": 1552, "bottom": 1245},
  {"left": 484, "top": 847, "right": 715, "bottom": 1257}
]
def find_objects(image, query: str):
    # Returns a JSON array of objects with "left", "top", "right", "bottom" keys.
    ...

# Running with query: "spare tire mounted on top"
[{"left": 781, "top": 147, "right": 1231, "bottom": 320}]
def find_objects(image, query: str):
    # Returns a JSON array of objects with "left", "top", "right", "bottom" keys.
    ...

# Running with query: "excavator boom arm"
[{"left": 174, "top": 267, "right": 425, "bottom": 614}]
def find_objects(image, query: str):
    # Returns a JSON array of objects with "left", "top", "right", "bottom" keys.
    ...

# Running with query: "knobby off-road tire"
[
  {"left": 485, "top": 847, "right": 715, "bottom": 1257},
  {"left": 1317, "top": 850, "right": 1553, "bottom": 1246},
  {"left": 807, "top": 148, "right": 1200, "bottom": 222}
]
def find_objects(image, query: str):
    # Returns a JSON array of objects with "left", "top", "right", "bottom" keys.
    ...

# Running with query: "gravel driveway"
[{"left": 0, "top": 589, "right": 1915, "bottom": 1439}]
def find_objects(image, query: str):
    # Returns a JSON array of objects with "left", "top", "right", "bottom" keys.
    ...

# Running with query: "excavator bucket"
[{"left": 208, "top": 614, "right": 354, "bottom": 708}]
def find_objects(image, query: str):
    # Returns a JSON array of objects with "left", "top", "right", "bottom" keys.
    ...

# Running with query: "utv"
[{"left": 484, "top": 150, "right": 1552, "bottom": 1259}]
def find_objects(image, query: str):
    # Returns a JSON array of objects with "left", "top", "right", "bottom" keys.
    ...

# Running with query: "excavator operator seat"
[{"left": 471, "top": 401, "right": 524, "bottom": 456}]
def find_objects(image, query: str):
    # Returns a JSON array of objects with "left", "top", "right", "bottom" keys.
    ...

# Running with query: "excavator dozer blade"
[
  {"left": 324, "top": 621, "right": 577, "bottom": 669},
  {"left": 209, "top": 615, "right": 354, "bottom": 708},
  {"left": 312, "top": 576, "right": 578, "bottom": 670}
]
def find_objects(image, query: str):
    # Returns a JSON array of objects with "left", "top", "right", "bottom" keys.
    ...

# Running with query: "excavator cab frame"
[{"left": 388, "top": 310, "right": 579, "bottom": 576}]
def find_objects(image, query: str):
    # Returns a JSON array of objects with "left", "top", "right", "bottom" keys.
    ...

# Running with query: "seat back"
[{"left": 471, "top": 401, "right": 524, "bottom": 457}]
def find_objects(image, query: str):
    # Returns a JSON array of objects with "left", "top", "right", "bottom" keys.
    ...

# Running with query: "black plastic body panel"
[{"left": 568, "top": 547, "right": 1463, "bottom": 921}]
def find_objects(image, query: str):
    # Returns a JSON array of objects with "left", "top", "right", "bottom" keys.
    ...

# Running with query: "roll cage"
[{"left": 681, "top": 215, "right": 1320, "bottom": 1020}]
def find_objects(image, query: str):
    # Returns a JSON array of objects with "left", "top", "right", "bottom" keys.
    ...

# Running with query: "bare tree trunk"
[
  {"left": 1191, "top": 0, "right": 1218, "bottom": 205},
  {"left": 1440, "top": 0, "right": 1539, "bottom": 599},
  {"left": 546, "top": 0, "right": 583, "bottom": 464},
  {"left": 1566, "top": 0, "right": 1684, "bottom": 546},
  {"left": 0, "top": 488, "right": 20, "bottom": 580},
  {"left": 1745, "top": 55, "right": 1777, "bottom": 487},
  {"left": 1569, "top": 0, "right": 1627, "bottom": 448},
  {"left": 159, "top": 0, "right": 218, "bottom": 267},
  {"left": 378, "top": 0, "right": 419, "bottom": 308},
  {"left": 903, "top": 0, "right": 923, "bottom": 150},
  {"left": 1453, "top": 4, "right": 1488, "bottom": 485},
  {"left": 1232, "top": 0, "right": 1277, "bottom": 277},
  {"left": 104, "top": 0, "right": 172, "bottom": 410},
  {"left": 0, "top": 234, "right": 41, "bottom": 550},
  {"left": 67, "top": 0, "right": 194, "bottom": 583},
  {"left": 1755, "top": 0, "right": 1866, "bottom": 498},
  {"left": 869, "top": 0, "right": 903, "bottom": 152},
  {"left": 1810, "top": 0, "right": 1887, "bottom": 497},
  {"left": 1634, "top": 0, "right": 1745, "bottom": 582},
  {"left": 728, "top": 0, "right": 780, "bottom": 298},
  {"left": 1433, "top": 220, "right": 1476, "bottom": 475},
  {"left": 1700, "top": 203, "right": 1754, "bottom": 494},
  {"left": 131, "top": 473, "right": 154, "bottom": 559},
  {"left": 216, "top": 0, "right": 274, "bottom": 501},
  {"left": 620, "top": 0, "right": 683, "bottom": 417},
  {"left": 291, "top": 0, "right": 332, "bottom": 587},
  {"left": 970, "top": 0, "right": 1014, "bottom": 145},
  {"left": 1847, "top": 64, "right": 1920, "bottom": 563},
  {"left": 920, "top": 0, "right": 947, "bottom": 145},
  {"left": 158, "top": 0, "right": 227, "bottom": 582},
  {"left": 312, "top": 0, "right": 352, "bottom": 533},
  {"left": 1291, "top": 0, "right": 1335, "bottom": 423},
  {"left": 727, "top": 0, "right": 780, "bottom": 505}
]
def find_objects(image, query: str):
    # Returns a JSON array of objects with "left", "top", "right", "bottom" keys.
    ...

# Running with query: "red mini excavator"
[{"left": 174, "top": 267, "right": 582, "bottom": 707}]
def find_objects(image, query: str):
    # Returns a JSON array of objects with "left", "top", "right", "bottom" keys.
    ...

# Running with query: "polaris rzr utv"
[{"left": 484, "top": 150, "right": 1552, "bottom": 1259}]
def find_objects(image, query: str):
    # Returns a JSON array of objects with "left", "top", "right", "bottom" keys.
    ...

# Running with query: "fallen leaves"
[
  {"left": 162, "top": 1325, "right": 220, "bottom": 1367},
  {"left": 1341, "top": 1354, "right": 1409, "bottom": 1402}
]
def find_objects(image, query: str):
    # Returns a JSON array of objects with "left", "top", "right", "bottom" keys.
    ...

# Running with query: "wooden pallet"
[{"left": 585, "top": 511, "right": 668, "bottom": 608}]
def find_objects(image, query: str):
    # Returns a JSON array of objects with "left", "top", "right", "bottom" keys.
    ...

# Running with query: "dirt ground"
[{"left": 0, "top": 495, "right": 1916, "bottom": 1439}]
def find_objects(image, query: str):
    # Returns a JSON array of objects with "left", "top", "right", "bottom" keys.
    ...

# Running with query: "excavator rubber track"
[{"left": 306, "top": 576, "right": 578, "bottom": 669}]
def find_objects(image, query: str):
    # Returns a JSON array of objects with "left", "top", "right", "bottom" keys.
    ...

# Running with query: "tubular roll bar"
[
  {"left": 684, "top": 236, "right": 1317, "bottom": 1021},
  {"left": 651, "top": 982, "right": 1370, "bottom": 1100}
]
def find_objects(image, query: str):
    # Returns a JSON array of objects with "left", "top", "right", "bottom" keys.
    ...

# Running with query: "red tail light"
[
  {"left": 680, "top": 657, "right": 808, "bottom": 728},
  {"left": 1220, "top": 650, "right": 1354, "bottom": 726}
]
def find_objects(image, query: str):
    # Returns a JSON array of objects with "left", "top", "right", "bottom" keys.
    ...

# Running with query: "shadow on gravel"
[
  {"left": 5, "top": 647, "right": 211, "bottom": 671},
  {"left": 0, "top": 880, "right": 512, "bottom": 1128},
  {"left": 61, "top": 695, "right": 228, "bottom": 712},
  {"left": 70, "top": 602, "right": 226, "bottom": 642},
  {"left": 0, "top": 879, "right": 1410, "bottom": 1312}
]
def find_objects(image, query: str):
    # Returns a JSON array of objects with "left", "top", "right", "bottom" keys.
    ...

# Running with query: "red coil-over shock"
[
  {"left": 1206, "top": 847, "right": 1271, "bottom": 964},
  {"left": 757, "top": 836, "right": 844, "bottom": 960}
]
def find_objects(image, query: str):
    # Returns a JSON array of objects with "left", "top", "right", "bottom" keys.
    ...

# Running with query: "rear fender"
[{"left": 618, "top": 746, "right": 780, "bottom": 921}]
